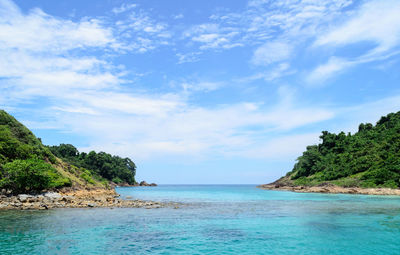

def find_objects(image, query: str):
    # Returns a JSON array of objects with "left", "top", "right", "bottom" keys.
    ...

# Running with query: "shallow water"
[{"left": 1, "top": 185, "right": 400, "bottom": 254}]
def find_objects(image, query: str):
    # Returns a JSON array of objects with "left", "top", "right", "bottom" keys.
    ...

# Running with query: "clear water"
[{"left": 1, "top": 185, "right": 400, "bottom": 254}]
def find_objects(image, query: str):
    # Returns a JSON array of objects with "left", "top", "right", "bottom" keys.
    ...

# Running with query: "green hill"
[
  {"left": 0, "top": 110, "right": 136, "bottom": 194},
  {"left": 272, "top": 111, "right": 400, "bottom": 189}
]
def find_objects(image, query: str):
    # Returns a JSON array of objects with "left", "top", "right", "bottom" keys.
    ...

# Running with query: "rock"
[
  {"left": 139, "top": 181, "right": 149, "bottom": 186},
  {"left": 125, "top": 196, "right": 133, "bottom": 199},
  {"left": 43, "top": 192, "right": 62, "bottom": 199},
  {"left": 87, "top": 203, "right": 96, "bottom": 207},
  {"left": 18, "top": 194, "right": 32, "bottom": 202},
  {"left": 139, "top": 181, "right": 157, "bottom": 186}
]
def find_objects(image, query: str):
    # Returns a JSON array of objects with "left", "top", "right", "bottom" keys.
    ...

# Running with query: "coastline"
[
  {"left": 257, "top": 184, "right": 400, "bottom": 196},
  {"left": 0, "top": 188, "right": 178, "bottom": 210}
]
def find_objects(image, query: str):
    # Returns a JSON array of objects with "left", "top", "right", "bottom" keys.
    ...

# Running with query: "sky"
[{"left": 1, "top": 0, "right": 400, "bottom": 184}]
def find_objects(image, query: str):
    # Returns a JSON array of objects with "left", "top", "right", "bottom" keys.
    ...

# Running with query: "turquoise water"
[{"left": 1, "top": 185, "right": 400, "bottom": 254}]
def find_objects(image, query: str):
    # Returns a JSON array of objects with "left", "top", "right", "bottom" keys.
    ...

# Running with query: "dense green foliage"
[
  {"left": 0, "top": 110, "right": 67, "bottom": 193},
  {"left": 0, "top": 110, "right": 55, "bottom": 164},
  {"left": 48, "top": 144, "right": 136, "bottom": 185},
  {"left": 0, "top": 157, "right": 71, "bottom": 194},
  {"left": 288, "top": 111, "right": 400, "bottom": 188}
]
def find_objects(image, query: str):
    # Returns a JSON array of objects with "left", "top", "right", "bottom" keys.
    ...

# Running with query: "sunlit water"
[{"left": 1, "top": 185, "right": 400, "bottom": 254}]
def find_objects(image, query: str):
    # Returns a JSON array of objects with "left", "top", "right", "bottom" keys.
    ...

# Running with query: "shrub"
[{"left": 0, "top": 157, "right": 56, "bottom": 194}]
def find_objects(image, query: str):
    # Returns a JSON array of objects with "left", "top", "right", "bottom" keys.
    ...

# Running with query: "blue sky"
[{"left": 1, "top": 0, "right": 400, "bottom": 184}]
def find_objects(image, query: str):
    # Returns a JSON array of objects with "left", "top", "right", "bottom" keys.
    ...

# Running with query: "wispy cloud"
[
  {"left": 179, "top": 0, "right": 354, "bottom": 81},
  {"left": 176, "top": 52, "right": 201, "bottom": 64},
  {"left": 307, "top": 57, "right": 353, "bottom": 84},
  {"left": 2, "top": 0, "right": 399, "bottom": 168},
  {"left": 251, "top": 42, "right": 292, "bottom": 66},
  {"left": 113, "top": 6, "right": 171, "bottom": 53},
  {"left": 0, "top": 0, "right": 339, "bottom": 162},
  {"left": 173, "top": 14, "right": 184, "bottom": 20},
  {"left": 309, "top": 0, "right": 400, "bottom": 83},
  {"left": 183, "top": 23, "right": 241, "bottom": 50},
  {"left": 112, "top": 3, "right": 137, "bottom": 14}
]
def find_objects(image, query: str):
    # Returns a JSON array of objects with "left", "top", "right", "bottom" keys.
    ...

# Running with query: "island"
[
  {"left": 258, "top": 111, "right": 400, "bottom": 195},
  {"left": 0, "top": 110, "right": 166, "bottom": 210}
]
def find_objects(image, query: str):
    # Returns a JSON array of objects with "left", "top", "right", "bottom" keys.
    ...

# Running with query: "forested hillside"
[
  {"left": 0, "top": 110, "right": 136, "bottom": 194},
  {"left": 279, "top": 111, "right": 400, "bottom": 189},
  {"left": 48, "top": 144, "right": 136, "bottom": 185}
]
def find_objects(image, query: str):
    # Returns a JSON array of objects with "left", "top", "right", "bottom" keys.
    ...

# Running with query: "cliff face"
[
  {"left": 261, "top": 111, "right": 400, "bottom": 190},
  {"left": 0, "top": 110, "right": 107, "bottom": 194}
]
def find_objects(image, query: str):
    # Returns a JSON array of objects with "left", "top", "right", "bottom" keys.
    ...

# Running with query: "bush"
[{"left": 0, "top": 157, "right": 59, "bottom": 194}]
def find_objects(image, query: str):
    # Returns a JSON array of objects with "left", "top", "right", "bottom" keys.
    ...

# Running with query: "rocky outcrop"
[
  {"left": 257, "top": 183, "right": 400, "bottom": 196},
  {"left": 139, "top": 181, "right": 157, "bottom": 186},
  {"left": 115, "top": 181, "right": 157, "bottom": 187},
  {"left": 0, "top": 189, "right": 178, "bottom": 210}
]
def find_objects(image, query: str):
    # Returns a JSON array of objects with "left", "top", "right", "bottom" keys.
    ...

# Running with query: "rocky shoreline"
[
  {"left": 0, "top": 189, "right": 178, "bottom": 210},
  {"left": 257, "top": 183, "right": 400, "bottom": 196}
]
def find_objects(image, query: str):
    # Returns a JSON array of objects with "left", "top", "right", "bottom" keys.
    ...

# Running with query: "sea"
[{"left": 1, "top": 185, "right": 400, "bottom": 254}]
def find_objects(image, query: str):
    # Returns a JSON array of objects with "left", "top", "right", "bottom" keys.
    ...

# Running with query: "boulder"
[
  {"left": 43, "top": 192, "right": 62, "bottom": 199},
  {"left": 18, "top": 194, "right": 33, "bottom": 202},
  {"left": 139, "top": 181, "right": 149, "bottom": 186}
]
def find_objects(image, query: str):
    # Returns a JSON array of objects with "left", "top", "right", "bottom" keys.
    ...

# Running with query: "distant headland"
[{"left": 259, "top": 111, "right": 400, "bottom": 195}]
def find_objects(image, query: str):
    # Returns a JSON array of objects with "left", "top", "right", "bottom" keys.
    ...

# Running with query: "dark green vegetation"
[
  {"left": 48, "top": 144, "right": 136, "bottom": 185},
  {"left": 283, "top": 111, "right": 400, "bottom": 189},
  {"left": 0, "top": 110, "right": 136, "bottom": 194}
]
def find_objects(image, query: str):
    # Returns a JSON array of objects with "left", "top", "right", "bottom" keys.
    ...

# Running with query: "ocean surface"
[{"left": 1, "top": 185, "right": 400, "bottom": 254}]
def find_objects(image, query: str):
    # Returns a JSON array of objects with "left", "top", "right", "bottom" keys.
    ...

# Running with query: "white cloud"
[
  {"left": 173, "top": 14, "right": 184, "bottom": 20},
  {"left": 307, "top": 57, "right": 353, "bottom": 84},
  {"left": 181, "top": 81, "right": 225, "bottom": 92},
  {"left": 315, "top": 0, "right": 400, "bottom": 53},
  {"left": 310, "top": 0, "right": 400, "bottom": 83},
  {"left": 0, "top": 1, "right": 115, "bottom": 52},
  {"left": 4, "top": 0, "right": 399, "bottom": 165},
  {"left": 184, "top": 23, "right": 242, "bottom": 50},
  {"left": 0, "top": 0, "right": 123, "bottom": 103},
  {"left": 176, "top": 52, "right": 201, "bottom": 64},
  {"left": 251, "top": 42, "right": 291, "bottom": 66},
  {"left": 113, "top": 6, "right": 171, "bottom": 52},
  {"left": 241, "top": 133, "right": 321, "bottom": 159},
  {"left": 183, "top": 0, "right": 354, "bottom": 82},
  {"left": 46, "top": 93, "right": 334, "bottom": 160}
]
